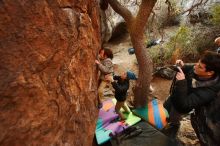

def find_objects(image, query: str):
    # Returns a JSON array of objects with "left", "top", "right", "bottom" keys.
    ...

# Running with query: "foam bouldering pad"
[
  {"left": 132, "top": 99, "right": 169, "bottom": 130},
  {"left": 95, "top": 98, "right": 141, "bottom": 145}
]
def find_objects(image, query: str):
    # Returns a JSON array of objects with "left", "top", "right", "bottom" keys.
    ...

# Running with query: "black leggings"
[{"left": 163, "top": 97, "right": 181, "bottom": 125}]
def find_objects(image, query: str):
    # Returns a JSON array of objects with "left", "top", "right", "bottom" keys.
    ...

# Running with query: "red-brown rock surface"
[{"left": 0, "top": 0, "right": 100, "bottom": 145}]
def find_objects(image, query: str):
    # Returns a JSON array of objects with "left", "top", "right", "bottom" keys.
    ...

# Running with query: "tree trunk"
[
  {"left": 0, "top": 0, "right": 100, "bottom": 145},
  {"left": 130, "top": 34, "right": 153, "bottom": 108},
  {"left": 130, "top": 0, "right": 156, "bottom": 107},
  {"left": 105, "top": 0, "right": 156, "bottom": 108}
]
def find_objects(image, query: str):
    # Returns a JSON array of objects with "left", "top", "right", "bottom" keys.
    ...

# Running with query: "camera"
[{"left": 169, "top": 63, "right": 181, "bottom": 72}]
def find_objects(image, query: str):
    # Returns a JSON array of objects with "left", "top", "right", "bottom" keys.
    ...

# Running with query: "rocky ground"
[{"left": 102, "top": 33, "right": 200, "bottom": 146}]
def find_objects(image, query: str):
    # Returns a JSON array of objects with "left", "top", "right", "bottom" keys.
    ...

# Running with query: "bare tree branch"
[
  {"left": 151, "top": 10, "right": 156, "bottom": 25},
  {"left": 165, "top": 0, "right": 171, "bottom": 14},
  {"left": 106, "top": 0, "right": 134, "bottom": 23},
  {"left": 204, "top": 0, "right": 209, "bottom": 5},
  {"left": 165, "top": 0, "right": 174, "bottom": 18},
  {"left": 181, "top": 0, "right": 209, "bottom": 16}
]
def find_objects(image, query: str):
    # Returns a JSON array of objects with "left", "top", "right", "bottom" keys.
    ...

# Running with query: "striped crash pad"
[
  {"left": 95, "top": 98, "right": 141, "bottom": 145},
  {"left": 132, "top": 99, "right": 169, "bottom": 130}
]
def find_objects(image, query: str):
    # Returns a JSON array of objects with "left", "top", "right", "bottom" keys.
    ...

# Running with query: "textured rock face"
[{"left": 0, "top": 0, "right": 100, "bottom": 145}]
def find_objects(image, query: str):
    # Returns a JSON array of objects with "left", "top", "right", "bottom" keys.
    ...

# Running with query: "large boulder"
[
  {"left": 100, "top": 0, "right": 139, "bottom": 42},
  {"left": 0, "top": 0, "right": 100, "bottom": 145}
]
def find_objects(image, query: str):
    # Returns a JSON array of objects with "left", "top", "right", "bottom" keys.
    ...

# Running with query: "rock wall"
[{"left": 0, "top": 0, "right": 100, "bottom": 145}]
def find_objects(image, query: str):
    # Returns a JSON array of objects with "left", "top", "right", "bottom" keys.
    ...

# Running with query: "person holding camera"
[{"left": 163, "top": 51, "right": 220, "bottom": 146}]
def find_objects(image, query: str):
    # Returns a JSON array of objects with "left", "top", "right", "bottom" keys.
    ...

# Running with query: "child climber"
[
  {"left": 105, "top": 69, "right": 137, "bottom": 120},
  {"left": 95, "top": 48, "right": 114, "bottom": 108}
]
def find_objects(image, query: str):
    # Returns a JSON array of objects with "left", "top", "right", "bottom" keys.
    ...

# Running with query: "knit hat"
[{"left": 127, "top": 71, "right": 137, "bottom": 80}]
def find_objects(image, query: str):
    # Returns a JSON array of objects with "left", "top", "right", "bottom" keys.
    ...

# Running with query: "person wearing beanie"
[
  {"left": 105, "top": 69, "right": 137, "bottom": 120},
  {"left": 127, "top": 71, "right": 138, "bottom": 80}
]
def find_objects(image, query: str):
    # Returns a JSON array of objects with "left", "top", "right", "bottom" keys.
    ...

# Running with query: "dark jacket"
[
  {"left": 170, "top": 65, "right": 220, "bottom": 146},
  {"left": 111, "top": 76, "right": 130, "bottom": 102}
]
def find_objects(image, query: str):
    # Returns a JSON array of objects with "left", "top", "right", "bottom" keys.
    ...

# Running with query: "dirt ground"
[{"left": 104, "top": 33, "right": 200, "bottom": 145}]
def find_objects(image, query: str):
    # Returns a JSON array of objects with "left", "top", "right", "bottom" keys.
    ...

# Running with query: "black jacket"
[
  {"left": 111, "top": 76, "right": 129, "bottom": 102},
  {"left": 170, "top": 65, "right": 220, "bottom": 113},
  {"left": 170, "top": 65, "right": 220, "bottom": 145}
]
